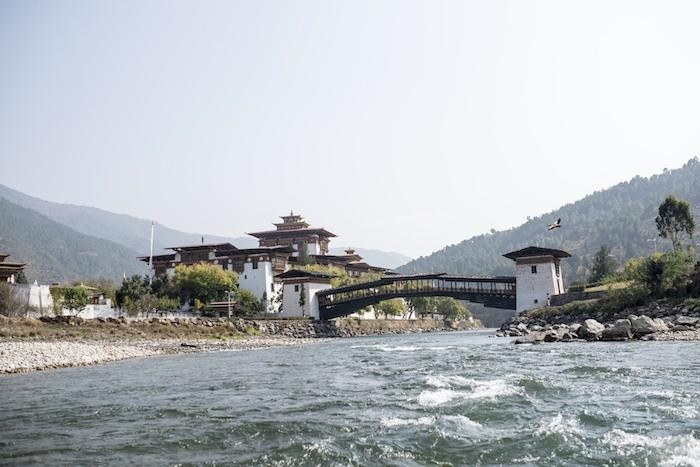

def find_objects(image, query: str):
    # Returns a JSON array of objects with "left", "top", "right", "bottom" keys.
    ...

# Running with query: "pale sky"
[{"left": 1, "top": 0, "right": 699, "bottom": 258}]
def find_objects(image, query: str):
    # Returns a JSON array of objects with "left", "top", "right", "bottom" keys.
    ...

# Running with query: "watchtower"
[{"left": 503, "top": 246, "right": 571, "bottom": 313}]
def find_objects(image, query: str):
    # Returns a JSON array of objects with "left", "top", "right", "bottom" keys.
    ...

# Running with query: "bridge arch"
[{"left": 316, "top": 273, "right": 516, "bottom": 320}]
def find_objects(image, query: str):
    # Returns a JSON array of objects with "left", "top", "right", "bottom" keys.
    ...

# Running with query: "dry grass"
[{"left": 0, "top": 317, "right": 245, "bottom": 342}]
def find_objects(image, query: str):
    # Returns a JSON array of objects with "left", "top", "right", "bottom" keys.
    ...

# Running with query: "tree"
[
  {"left": 298, "top": 283, "right": 306, "bottom": 316},
  {"left": 408, "top": 297, "right": 436, "bottom": 319},
  {"left": 61, "top": 287, "right": 90, "bottom": 316},
  {"left": 375, "top": 299, "right": 406, "bottom": 319},
  {"left": 434, "top": 297, "right": 470, "bottom": 321},
  {"left": 171, "top": 263, "right": 238, "bottom": 306},
  {"left": 237, "top": 289, "right": 265, "bottom": 316},
  {"left": 589, "top": 245, "right": 617, "bottom": 283},
  {"left": 296, "top": 246, "right": 316, "bottom": 266},
  {"left": 116, "top": 275, "right": 150, "bottom": 309},
  {"left": 0, "top": 282, "right": 23, "bottom": 317},
  {"left": 656, "top": 195, "right": 695, "bottom": 251},
  {"left": 14, "top": 271, "right": 28, "bottom": 284}
]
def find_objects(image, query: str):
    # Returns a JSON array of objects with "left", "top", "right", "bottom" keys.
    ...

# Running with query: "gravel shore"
[{"left": 0, "top": 337, "right": 321, "bottom": 374}]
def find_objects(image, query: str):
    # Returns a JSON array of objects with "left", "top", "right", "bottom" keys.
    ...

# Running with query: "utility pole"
[
  {"left": 227, "top": 289, "right": 235, "bottom": 318},
  {"left": 148, "top": 221, "right": 155, "bottom": 285}
]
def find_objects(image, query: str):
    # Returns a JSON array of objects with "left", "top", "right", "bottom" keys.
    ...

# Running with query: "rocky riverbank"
[
  {"left": 0, "top": 337, "right": 318, "bottom": 374},
  {"left": 498, "top": 301, "right": 700, "bottom": 344},
  {"left": 0, "top": 315, "right": 480, "bottom": 374}
]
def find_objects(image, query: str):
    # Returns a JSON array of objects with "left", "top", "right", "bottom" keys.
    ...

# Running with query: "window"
[
  {"left": 531, "top": 265, "right": 537, "bottom": 274},
  {"left": 252, "top": 261, "right": 258, "bottom": 270},
  {"left": 555, "top": 263, "right": 561, "bottom": 276},
  {"left": 294, "top": 285, "right": 299, "bottom": 292},
  {"left": 534, "top": 299, "right": 538, "bottom": 304},
  {"left": 244, "top": 275, "right": 247, "bottom": 279},
  {"left": 271, "top": 283, "right": 275, "bottom": 292}
]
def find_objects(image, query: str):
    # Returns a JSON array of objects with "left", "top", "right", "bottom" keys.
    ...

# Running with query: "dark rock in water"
[
  {"left": 514, "top": 334, "right": 543, "bottom": 344},
  {"left": 601, "top": 319, "right": 632, "bottom": 341},
  {"left": 579, "top": 319, "right": 605, "bottom": 340}
]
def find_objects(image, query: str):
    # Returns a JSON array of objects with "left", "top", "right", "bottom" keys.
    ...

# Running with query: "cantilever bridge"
[{"left": 317, "top": 273, "right": 516, "bottom": 320}]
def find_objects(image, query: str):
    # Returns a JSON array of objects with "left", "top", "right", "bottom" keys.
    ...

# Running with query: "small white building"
[
  {"left": 276, "top": 269, "right": 335, "bottom": 319},
  {"left": 503, "top": 246, "right": 570, "bottom": 313}
]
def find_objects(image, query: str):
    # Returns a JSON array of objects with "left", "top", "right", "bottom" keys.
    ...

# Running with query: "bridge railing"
[{"left": 317, "top": 276, "right": 516, "bottom": 307}]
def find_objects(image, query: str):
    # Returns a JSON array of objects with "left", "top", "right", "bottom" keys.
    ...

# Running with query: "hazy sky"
[{"left": 1, "top": 1, "right": 699, "bottom": 258}]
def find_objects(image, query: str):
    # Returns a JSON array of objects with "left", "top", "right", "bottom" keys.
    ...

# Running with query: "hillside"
[
  {"left": 0, "top": 198, "right": 142, "bottom": 283},
  {"left": 398, "top": 158, "right": 700, "bottom": 282},
  {"left": 0, "top": 184, "right": 256, "bottom": 255}
]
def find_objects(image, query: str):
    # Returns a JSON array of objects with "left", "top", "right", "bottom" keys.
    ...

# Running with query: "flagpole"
[{"left": 148, "top": 221, "right": 155, "bottom": 285}]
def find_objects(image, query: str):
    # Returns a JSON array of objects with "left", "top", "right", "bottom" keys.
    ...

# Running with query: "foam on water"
[
  {"left": 419, "top": 376, "right": 520, "bottom": 406},
  {"left": 441, "top": 414, "right": 483, "bottom": 430},
  {"left": 417, "top": 389, "right": 461, "bottom": 407},
  {"left": 602, "top": 429, "right": 700, "bottom": 466},
  {"left": 534, "top": 414, "right": 583, "bottom": 440},
  {"left": 381, "top": 416, "right": 435, "bottom": 427},
  {"left": 351, "top": 344, "right": 420, "bottom": 352}
]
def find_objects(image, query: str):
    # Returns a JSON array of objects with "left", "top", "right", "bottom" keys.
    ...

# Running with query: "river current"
[{"left": 1, "top": 331, "right": 698, "bottom": 466}]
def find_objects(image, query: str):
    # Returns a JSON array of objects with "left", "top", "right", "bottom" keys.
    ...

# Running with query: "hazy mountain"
[
  {"left": 0, "top": 184, "right": 412, "bottom": 281},
  {"left": 0, "top": 198, "right": 142, "bottom": 283},
  {"left": 329, "top": 247, "right": 412, "bottom": 269},
  {"left": 398, "top": 158, "right": 700, "bottom": 283},
  {"left": 0, "top": 183, "right": 256, "bottom": 255}
]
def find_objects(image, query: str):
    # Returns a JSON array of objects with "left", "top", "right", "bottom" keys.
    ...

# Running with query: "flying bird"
[{"left": 547, "top": 218, "right": 562, "bottom": 230}]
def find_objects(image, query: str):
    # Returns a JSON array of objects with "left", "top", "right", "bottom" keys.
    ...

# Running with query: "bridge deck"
[{"left": 317, "top": 273, "right": 516, "bottom": 319}]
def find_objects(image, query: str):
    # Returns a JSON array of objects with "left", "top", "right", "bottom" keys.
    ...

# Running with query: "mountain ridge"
[{"left": 397, "top": 158, "right": 700, "bottom": 282}]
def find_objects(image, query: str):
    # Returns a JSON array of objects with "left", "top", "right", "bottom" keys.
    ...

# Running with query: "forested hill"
[
  {"left": 397, "top": 158, "right": 700, "bottom": 282},
  {"left": 0, "top": 198, "right": 142, "bottom": 283}
]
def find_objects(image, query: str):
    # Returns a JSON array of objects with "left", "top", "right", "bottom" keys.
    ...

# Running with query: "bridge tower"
[{"left": 503, "top": 247, "right": 571, "bottom": 313}]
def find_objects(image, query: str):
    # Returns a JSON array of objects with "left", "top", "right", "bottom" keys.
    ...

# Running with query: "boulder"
[
  {"left": 579, "top": 319, "right": 605, "bottom": 340},
  {"left": 543, "top": 330, "right": 561, "bottom": 342},
  {"left": 569, "top": 323, "right": 582, "bottom": 335},
  {"left": 601, "top": 319, "right": 632, "bottom": 341},
  {"left": 652, "top": 318, "right": 669, "bottom": 332},
  {"left": 514, "top": 333, "right": 544, "bottom": 344},
  {"left": 630, "top": 315, "right": 664, "bottom": 336},
  {"left": 675, "top": 316, "right": 699, "bottom": 327}
]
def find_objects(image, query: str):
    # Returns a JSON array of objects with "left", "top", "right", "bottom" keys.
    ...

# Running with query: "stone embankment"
[{"left": 497, "top": 302, "right": 700, "bottom": 343}]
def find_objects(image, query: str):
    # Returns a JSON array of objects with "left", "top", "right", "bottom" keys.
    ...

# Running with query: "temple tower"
[{"left": 503, "top": 246, "right": 571, "bottom": 313}]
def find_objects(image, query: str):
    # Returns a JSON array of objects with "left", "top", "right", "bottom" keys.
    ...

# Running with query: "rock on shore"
[{"left": 498, "top": 302, "right": 700, "bottom": 344}]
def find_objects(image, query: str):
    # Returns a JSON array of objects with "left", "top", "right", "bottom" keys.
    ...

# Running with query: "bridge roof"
[{"left": 503, "top": 246, "right": 571, "bottom": 260}]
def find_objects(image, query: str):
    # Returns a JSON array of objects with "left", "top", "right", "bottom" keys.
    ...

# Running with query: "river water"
[{"left": 1, "top": 331, "right": 699, "bottom": 466}]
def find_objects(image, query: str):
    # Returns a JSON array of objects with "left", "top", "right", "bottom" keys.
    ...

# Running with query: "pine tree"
[{"left": 589, "top": 245, "right": 617, "bottom": 283}]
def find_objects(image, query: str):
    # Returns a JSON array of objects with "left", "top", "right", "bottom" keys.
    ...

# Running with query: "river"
[{"left": 1, "top": 331, "right": 698, "bottom": 466}]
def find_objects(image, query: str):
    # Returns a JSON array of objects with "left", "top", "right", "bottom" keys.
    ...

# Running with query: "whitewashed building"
[
  {"left": 276, "top": 269, "right": 335, "bottom": 319},
  {"left": 503, "top": 246, "right": 571, "bottom": 313}
]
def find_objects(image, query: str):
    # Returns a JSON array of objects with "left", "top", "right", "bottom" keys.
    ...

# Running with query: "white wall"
[
  {"left": 515, "top": 259, "right": 564, "bottom": 313},
  {"left": 10, "top": 284, "right": 54, "bottom": 315},
  {"left": 306, "top": 242, "right": 321, "bottom": 255},
  {"left": 238, "top": 259, "right": 274, "bottom": 308},
  {"left": 280, "top": 280, "right": 327, "bottom": 319}
]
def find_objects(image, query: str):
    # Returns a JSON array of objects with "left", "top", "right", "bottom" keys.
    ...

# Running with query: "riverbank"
[
  {"left": 0, "top": 337, "right": 317, "bottom": 374},
  {"left": 0, "top": 316, "right": 480, "bottom": 374},
  {"left": 498, "top": 299, "right": 700, "bottom": 343}
]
